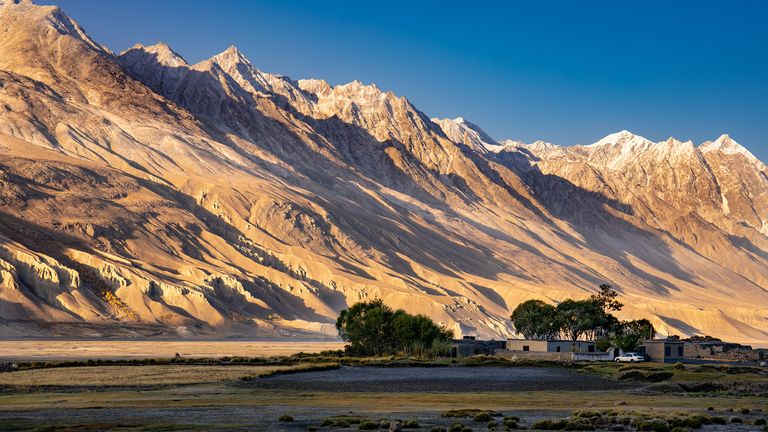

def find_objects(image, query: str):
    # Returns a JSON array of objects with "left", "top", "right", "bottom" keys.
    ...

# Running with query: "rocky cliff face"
[{"left": 1, "top": 0, "right": 767, "bottom": 343}]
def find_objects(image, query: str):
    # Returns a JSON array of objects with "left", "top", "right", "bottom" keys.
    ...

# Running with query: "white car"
[{"left": 615, "top": 352, "right": 646, "bottom": 362}]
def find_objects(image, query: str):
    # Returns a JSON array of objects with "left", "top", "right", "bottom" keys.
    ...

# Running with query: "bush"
[
  {"left": 710, "top": 416, "right": 727, "bottom": 425},
  {"left": 308, "top": 427, "right": 317, "bottom": 432},
  {"left": 487, "top": 420, "right": 498, "bottom": 429},
  {"left": 359, "top": 420, "right": 379, "bottom": 430},
  {"left": 755, "top": 418, "right": 767, "bottom": 426},
  {"left": 673, "top": 362, "right": 685, "bottom": 370},
  {"left": 635, "top": 420, "right": 669, "bottom": 432},
  {"left": 430, "top": 428, "right": 447, "bottom": 432},
  {"left": 730, "top": 417, "right": 743, "bottom": 423},
  {"left": 321, "top": 416, "right": 363, "bottom": 427},
  {"left": 449, "top": 423, "right": 465, "bottom": 432},
  {"left": 644, "top": 372, "right": 675, "bottom": 382},
  {"left": 278, "top": 415, "right": 293, "bottom": 422},
  {"left": 564, "top": 419, "right": 596, "bottom": 430},
  {"left": 473, "top": 413, "right": 493, "bottom": 422},
  {"left": 532, "top": 419, "right": 569, "bottom": 430},
  {"left": 741, "top": 408, "right": 751, "bottom": 414},
  {"left": 402, "top": 420, "right": 420, "bottom": 429}
]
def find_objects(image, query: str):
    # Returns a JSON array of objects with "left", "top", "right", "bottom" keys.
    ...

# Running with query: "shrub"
[
  {"left": 574, "top": 411, "right": 601, "bottom": 419},
  {"left": 443, "top": 410, "right": 501, "bottom": 418},
  {"left": 359, "top": 420, "right": 379, "bottom": 430},
  {"left": 430, "top": 428, "right": 447, "bottom": 432},
  {"left": 321, "top": 416, "right": 363, "bottom": 427},
  {"left": 278, "top": 415, "right": 294, "bottom": 422},
  {"left": 564, "top": 418, "right": 596, "bottom": 430},
  {"left": 755, "top": 418, "right": 767, "bottom": 426},
  {"left": 673, "top": 362, "right": 685, "bottom": 370},
  {"left": 503, "top": 418, "right": 519, "bottom": 429},
  {"left": 531, "top": 419, "right": 569, "bottom": 430},
  {"left": 487, "top": 420, "right": 497, "bottom": 429},
  {"left": 730, "top": 417, "right": 742, "bottom": 423},
  {"left": 710, "top": 416, "right": 727, "bottom": 425},
  {"left": 308, "top": 427, "right": 317, "bottom": 432},
  {"left": 402, "top": 420, "right": 420, "bottom": 429},
  {"left": 449, "top": 423, "right": 465, "bottom": 432},
  {"left": 644, "top": 372, "right": 675, "bottom": 382},
  {"left": 741, "top": 408, "right": 751, "bottom": 414},
  {"left": 635, "top": 420, "right": 669, "bottom": 432},
  {"left": 473, "top": 413, "right": 494, "bottom": 422}
]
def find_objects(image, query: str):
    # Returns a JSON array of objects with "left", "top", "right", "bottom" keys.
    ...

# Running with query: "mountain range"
[{"left": 1, "top": 0, "right": 766, "bottom": 344}]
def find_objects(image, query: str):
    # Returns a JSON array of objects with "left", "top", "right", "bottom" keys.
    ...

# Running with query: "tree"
[
  {"left": 605, "top": 319, "right": 656, "bottom": 351},
  {"left": 336, "top": 299, "right": 452, "bottom": 356},
  {"left": 335, "top": 299, "right": 395, "bottom": 355},
  {"left": 554, "top": 299, "right": 592, "bottom": 341},
  {"left": 510, "top": 300, "right": 558, "bottom": 340},
  {"left": 590, "top": 284, "right": 623, "bottom": 312}
]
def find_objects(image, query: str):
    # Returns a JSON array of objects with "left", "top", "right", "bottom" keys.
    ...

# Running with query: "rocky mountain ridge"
[{"left": 0, "top": 0, "right": 767, "bottom": 344}]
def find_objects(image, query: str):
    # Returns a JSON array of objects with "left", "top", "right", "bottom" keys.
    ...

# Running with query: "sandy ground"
[
  {"left": 0, "top": 364, "right": 328, "bottom": 386},
  {"left": 0, "top": 340, "right": 344, "bottom": 361}
]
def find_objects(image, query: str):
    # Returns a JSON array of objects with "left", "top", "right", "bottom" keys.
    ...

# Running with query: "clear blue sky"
[{"left": 45, "top": 0, "right": 768, "bottom": 161}]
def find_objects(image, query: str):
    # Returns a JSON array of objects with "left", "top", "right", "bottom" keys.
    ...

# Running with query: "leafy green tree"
[
  {"left": 602, "top": 319, "right": 656, "bottom": 351},
  {"left": 336, "top": 299, "right": 395, "bottom": 355},
  {"left": 590, "top": 284, "right": 624, "bottom": 312},
  {"left": 336, "top": 299, "right": 452, "bottom": 356},
  {"left": 510, "top": 300, "right": 558, "bottom": 339}
]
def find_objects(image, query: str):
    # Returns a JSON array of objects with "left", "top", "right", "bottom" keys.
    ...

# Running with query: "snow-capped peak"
[
  {"left": 588, "top": 130, "right": 654, "bottom": 148},
  {"left": 701, "top": 134, "right": 765, "bottom": 169},
  {"left": 431, "top": 116, "right": 498, "bottom": 153}
]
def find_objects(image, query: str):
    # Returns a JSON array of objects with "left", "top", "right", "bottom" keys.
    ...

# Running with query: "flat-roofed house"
[
  {"left": 506, "top": 339, "right": 597, "bottom": 353},
  {"left": 638, "top": 339, "right": 685, "bottom": 362}
]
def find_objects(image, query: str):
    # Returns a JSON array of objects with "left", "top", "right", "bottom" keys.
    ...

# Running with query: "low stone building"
[
  {"left": 506, "top": 338, "right": 597, "bottom": 353},
  {"left": 450, "top": 336, "right": 506, "bottom": 357},
  {"left": 638, "top": 339, "right": 685, "bottom": 363}
]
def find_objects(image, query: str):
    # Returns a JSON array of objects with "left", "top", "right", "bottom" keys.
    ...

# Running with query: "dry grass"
[
  {"left": 0, "top": 340, "right": 344, "bottom": 361},
  {"left": 0, "top": 363, "right": 331, "bottom": 386}
]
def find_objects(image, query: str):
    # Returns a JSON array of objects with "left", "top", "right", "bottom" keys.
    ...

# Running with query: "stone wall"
[{"left": 494, "top": 349, "right": 575, "bottom": 362}]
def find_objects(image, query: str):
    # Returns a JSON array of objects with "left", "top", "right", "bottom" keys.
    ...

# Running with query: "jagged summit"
[
  {"left": 432, "top": 116, "right": 498, "bottom": 153},
  {"left": 587, "top": 130, "right": 654, "bottom": 148},
  {"left": 208, "top": 45, "right": 251, "bottom": 69},
  {"left": 121, "top": 42, "right": 188, "bottom": 67},
  {"left": 1, "top": 0, "right": 768, "bottom": 344},
  {"left": 0, "top": 0, "right": 108, "bottom": 54},
  {"left": 701, "top": 134, "right": 765, "bottom": 169}
]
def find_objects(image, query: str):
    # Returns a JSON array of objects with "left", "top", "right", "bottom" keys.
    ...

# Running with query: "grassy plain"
[{"left": 0, "top": 356, "right": 766, "bottom": 431}]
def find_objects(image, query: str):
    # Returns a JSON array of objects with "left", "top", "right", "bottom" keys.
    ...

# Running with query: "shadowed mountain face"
[{"left": 0, "top": 0, "right": 767, "bottom": 343}]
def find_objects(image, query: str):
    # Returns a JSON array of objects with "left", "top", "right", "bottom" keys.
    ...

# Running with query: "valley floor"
[
  {"left": 0, "top": 362, "right": 767, "bottom": 431},
  {"left": 0, "top": 340, "right": 344, "bottom": 361}
]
